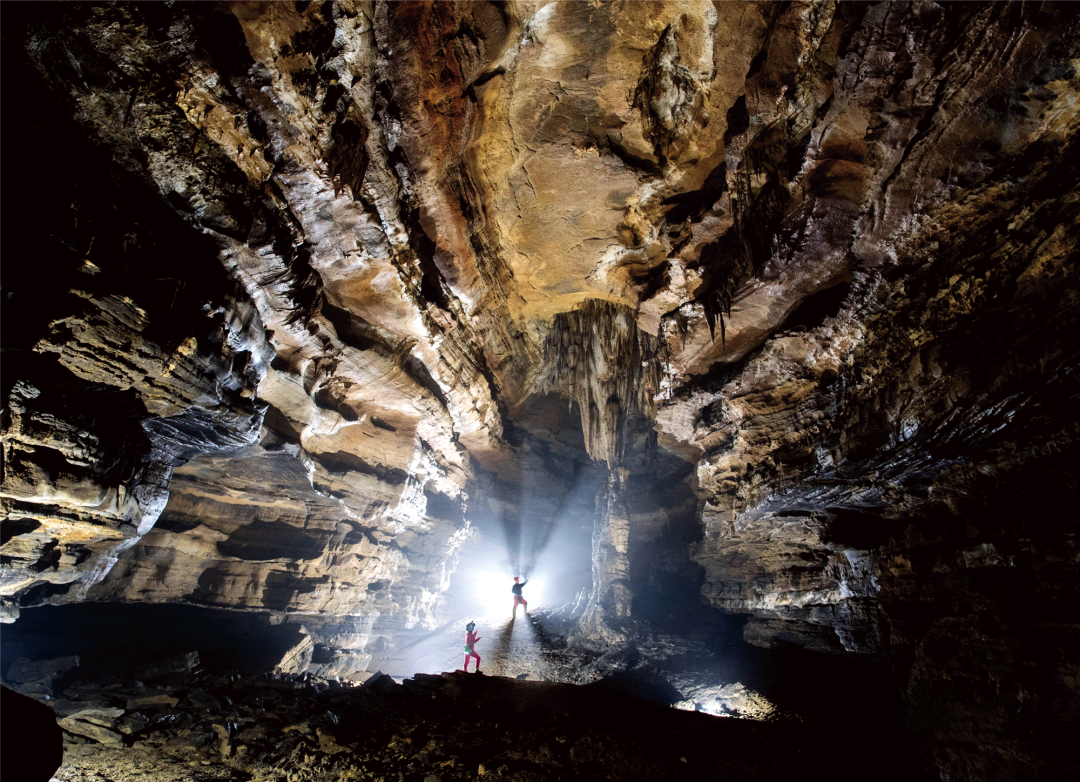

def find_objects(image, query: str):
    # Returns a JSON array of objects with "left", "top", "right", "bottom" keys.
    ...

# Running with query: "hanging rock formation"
[
  {"left": 538, "top": 300, "right": 660, "bottom": 467},
  {"left": 2, "top": 3, "right": 1079, "bottom": 779}
]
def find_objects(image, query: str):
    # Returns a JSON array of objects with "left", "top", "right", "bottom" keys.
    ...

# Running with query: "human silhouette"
[
  {"left": 511, "top": 576, "right": 529, "bottom": 618},
  {"left": 463, "top": 621, "right": 482, "bottom": 673}
]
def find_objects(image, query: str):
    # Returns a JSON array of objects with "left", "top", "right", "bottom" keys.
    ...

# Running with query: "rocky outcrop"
[
  {"left": 0, "top": 685, "right": 64, "bottom": 781},
  {"left": 89, "top": 439, "right": 473, "bottom": 633},
  {"left": 681, "top": 1, "right": 1080, "bottom": 650},
  {"left": 1, "top": 298, "right": 267, "bottom": 617}
]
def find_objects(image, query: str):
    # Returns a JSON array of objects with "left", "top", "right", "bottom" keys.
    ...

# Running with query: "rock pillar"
[{"left": 570, "top": 468, "right": 632, "bottom": 647}]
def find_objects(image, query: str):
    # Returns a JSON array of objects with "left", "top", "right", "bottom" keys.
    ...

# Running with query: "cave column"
[{"left": 570, "top": 467, "right": 632, "bottom": 647}]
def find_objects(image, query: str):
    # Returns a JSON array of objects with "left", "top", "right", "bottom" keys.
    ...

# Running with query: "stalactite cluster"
[{"left": 537, "top": 300, "right": 660, "bottom": 467}]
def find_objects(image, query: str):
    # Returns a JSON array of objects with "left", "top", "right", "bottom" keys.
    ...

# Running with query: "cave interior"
[{"left": 1, "top": 2, "right": 1078, "bottom": 781}]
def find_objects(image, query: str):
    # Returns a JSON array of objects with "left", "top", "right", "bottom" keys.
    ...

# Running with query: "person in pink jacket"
[{"left": 463, "top": 621, "right": 482, "bottom": 673}]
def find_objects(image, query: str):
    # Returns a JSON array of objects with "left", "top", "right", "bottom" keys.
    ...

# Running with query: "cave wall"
[
  {"left": 1, "top": 1, "right": 491, "bottom": 623},
  {"left": 1, "top": 13, "right": 271, "bottom": 617}
]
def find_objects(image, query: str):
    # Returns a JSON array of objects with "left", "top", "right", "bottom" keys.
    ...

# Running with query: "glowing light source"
[{"left": 469, "top": 569, "right": 548, "bottom": 617}]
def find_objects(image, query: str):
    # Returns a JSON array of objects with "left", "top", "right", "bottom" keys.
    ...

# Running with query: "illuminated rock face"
[{"left": 2, "top": 3, "right": 1079, "bottom": 777}]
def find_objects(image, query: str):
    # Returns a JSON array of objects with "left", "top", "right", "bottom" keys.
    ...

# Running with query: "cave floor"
[
  {"left": 7, "top": 604, "right": 926, "bottom": 779},
  {"left": 50, "top": 670, "right": 930, "bottom": 782},
  {"left": 375, "top": 614, "right": 584, "bottom": 683},
  {"left": 374, "top": 611, "right": 781, "bottom": 720}
]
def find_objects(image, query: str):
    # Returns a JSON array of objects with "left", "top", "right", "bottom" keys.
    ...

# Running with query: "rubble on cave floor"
[
  {"left": 369, "top": 610, "right": 779, "bottom": 720},
  {"left": 42, "top": 666, "right": 926, "bottom": 782},
  {"left": 3, "top": 608, "right": 929, "bottom": 781}
]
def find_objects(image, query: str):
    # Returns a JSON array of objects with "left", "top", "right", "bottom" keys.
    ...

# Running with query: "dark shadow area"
[
  {"left": 0, "top": 4, "right": 248, "bottom": 367},
  {"left": 778, "top": 276, "right": 852, "bottom": 332},
  {"left": 631, "top": 565, "right": 914, "bottom": 750},
  {"left": 490, "top": 618, "right": 516, "bottom": 670},
  {"left": 0, "top": 685, "right": 64, "bottom": 781},
  {"left": 336, "top": 670, "right": 933, "bottom": 781},
  {"left": 586, "top": 666, "right": 685, "bottom": 707},
  {"left": 2, "top": 603, "right": 309, "bottom": 683}
]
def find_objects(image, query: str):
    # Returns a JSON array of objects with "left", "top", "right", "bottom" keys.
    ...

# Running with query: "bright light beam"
[{"left": 469, "top": 569, "right": 550, "bottom": 617}]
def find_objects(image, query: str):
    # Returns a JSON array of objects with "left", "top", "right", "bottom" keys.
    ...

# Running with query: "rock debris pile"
[{"left": 29, "top": 659, "right": 919, "bottom": 782}]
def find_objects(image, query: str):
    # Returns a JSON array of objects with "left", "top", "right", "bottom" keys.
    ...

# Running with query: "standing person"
[
  {"left": 511, "top": 576, "right": 528, "bottom": 618},
  {"left": 463, "top": 621, "right": 482, "bottom": 673}
]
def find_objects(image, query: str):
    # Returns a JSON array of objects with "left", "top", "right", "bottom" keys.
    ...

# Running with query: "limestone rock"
[
  {"left": 570, "top": 470, "right": 633, "bottom": 648},
  {"left": 133, "top": 652, "right": 200, "bottom": 682},
  {"left": 274, "top": 635, "right": 315, "bottom": 676},
  {"left": 58, "top": 706, "right": 127, "bottom": 745},
  {"left": 3, "top": 3, "right": 1080, "bottom": 778},
  {"left": 125, "top": 693, "right": 181, "bottom": 711},
  {"left": 5, "top": 655, "right": 79, "bottom": 684}
]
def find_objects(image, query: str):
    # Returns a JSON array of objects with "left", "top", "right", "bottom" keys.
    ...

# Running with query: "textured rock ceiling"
[{"left": 2, "top": 2, "right": 1079, "bottom": 777}]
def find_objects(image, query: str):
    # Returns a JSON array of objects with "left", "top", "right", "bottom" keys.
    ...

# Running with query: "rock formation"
[{"left": 2, "top": 2, "right": 1078, "bottom": 779}]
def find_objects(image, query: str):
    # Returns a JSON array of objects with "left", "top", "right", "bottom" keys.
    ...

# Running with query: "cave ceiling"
[{"left": 2, "top": 0, "right": 1078, "bottom": 675}]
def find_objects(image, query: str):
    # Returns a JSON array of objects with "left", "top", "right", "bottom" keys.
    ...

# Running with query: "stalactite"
[
  {"left": 538, "top": 300, "right": 660, "bottom": 467},
  {"left": 697, "top": 139, "right": 790, "bottom": 347}
]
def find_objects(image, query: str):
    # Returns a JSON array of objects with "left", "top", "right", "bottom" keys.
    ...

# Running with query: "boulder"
[
  {"left": 6, "top": 680, "right": 53, "bottom": 699},
  {"left": 273, "top": 635, "right": 314, "bottom": 676},
  {"left": 0, "top": 685, "right": 64, "bottom": 781},
  {"left": 125, "top": 692, "right": 180, "bottom": 710},
  {"left": 49, "top": 698, "right": 112, "bottom": 717},
  {"left": 57, "top": 717, "right": 125, "bottom": 745},
  {"left": 186, "top": 689, "right": 223, "bottom": 711},
  {"left": 117, "top": 714, "right": 151, "bottom": 735},
  {"left": 5, "top": 655, "right": 80, "bottom": 684},
  {"left": 133, "top": 651, "right": 200, "bottom": 681}
]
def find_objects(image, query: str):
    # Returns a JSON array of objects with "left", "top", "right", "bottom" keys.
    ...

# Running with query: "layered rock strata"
[{"left": 3, "top": 3, "right": 1079, "bottom": 778}]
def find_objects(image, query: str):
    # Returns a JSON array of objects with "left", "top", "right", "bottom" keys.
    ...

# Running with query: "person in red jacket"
[
  {"left": 512, "top": 576, "right": 528, "bottom": 618},
  {"left": 463, "top": 621, "right": 482, "bottom": 673}
]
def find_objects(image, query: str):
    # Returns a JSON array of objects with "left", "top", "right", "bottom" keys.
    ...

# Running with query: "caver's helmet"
[{"left": 466, "top": 621, "right": 476, "bottom": 633}]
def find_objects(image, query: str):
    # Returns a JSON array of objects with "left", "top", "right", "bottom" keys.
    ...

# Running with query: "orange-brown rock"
[{"left": 3, "top": 4, "right": 1079, "bottom": 779}]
